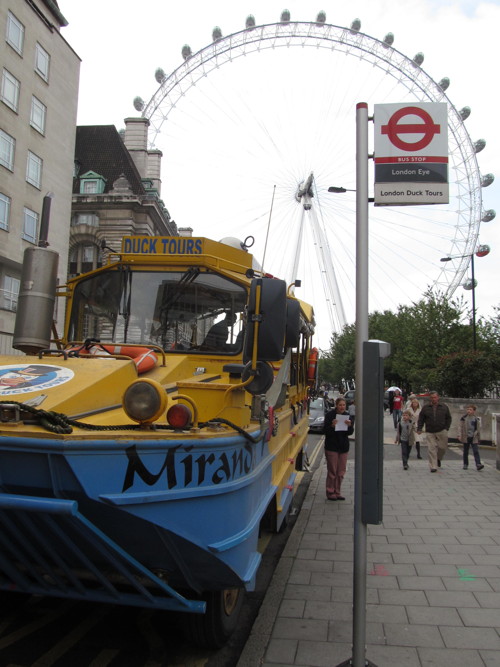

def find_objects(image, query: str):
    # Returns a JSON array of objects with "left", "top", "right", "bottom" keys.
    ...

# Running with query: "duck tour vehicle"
[{"left": 0, "top": 234, "right": 317, "bottom": 647}]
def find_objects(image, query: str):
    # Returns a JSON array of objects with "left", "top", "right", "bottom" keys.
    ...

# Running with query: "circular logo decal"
[
  {"left": 0, "top": 364, "right": 74, "bottom": 396},
  {"left": 381, "top": 106, "right": 441, "bottom": 151}
]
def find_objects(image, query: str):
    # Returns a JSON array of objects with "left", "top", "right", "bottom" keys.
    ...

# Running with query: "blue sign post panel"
[{"left": 374, "top": 103, "right": 449, "bottom": 206}]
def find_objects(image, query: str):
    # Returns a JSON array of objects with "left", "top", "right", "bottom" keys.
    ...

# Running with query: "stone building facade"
[
  {"left": 0, "top": 1, "right": 80, "bottom": 353},
  {"left": 70, "top": 117, "right": 176, "bottom": 277}
]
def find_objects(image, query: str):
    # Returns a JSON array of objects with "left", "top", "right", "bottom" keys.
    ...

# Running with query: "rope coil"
[{"left": 0, "top": 401, "right": 262, "bottom": 442}]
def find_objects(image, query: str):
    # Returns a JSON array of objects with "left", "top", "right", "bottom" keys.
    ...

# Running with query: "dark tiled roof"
[
  {"left": 74, "top": 125, "right": 145, "bottom": 196},
  {"left": 43, "top": 0, "right": 68, "bottom": 27}
]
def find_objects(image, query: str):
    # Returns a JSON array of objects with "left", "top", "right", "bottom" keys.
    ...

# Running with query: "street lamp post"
[
  {"left": 328, "top": 185, "right": 374, "bottom": 203},
  {"left": 440, "top": 245, "right": 491, "bottom": 351},
  {"left": 470, "top": 252, "right": 477, "bottom": 350}
]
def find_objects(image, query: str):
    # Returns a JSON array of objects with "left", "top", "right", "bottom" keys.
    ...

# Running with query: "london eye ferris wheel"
[{"left": 132, "top": 12, "right": 495, "bottom": 350}]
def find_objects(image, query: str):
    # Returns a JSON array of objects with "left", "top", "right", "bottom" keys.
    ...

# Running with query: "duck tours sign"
[{"left": 374, "top": 103, "right": 449, "bottom": 205}]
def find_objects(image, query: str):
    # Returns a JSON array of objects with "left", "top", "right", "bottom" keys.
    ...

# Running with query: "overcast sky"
[{"left": 61, "top": 0, "right": 499, "bottom": 349}]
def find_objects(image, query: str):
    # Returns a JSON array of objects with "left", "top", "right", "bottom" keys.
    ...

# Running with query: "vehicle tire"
[{"left": 182, "top": 587, "right": 244, "bottom": 648}]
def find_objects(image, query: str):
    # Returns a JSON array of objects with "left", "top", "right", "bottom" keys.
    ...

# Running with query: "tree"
[
  {"left": 433, "top": 349, "right": 500, "bottom": 398},
  {"left": 321, "top": 291, "right": 499, "bottom": 396},
  {"left": 318, "top": 324, "right": 356, "bottom": 387},
  {"left": 387, "top": 290, "right": 471, "bottom": 391}
]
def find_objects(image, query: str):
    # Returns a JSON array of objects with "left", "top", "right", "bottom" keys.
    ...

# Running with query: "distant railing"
[{"left": 485, "top": 384, "right": 500, "bottom": 400}]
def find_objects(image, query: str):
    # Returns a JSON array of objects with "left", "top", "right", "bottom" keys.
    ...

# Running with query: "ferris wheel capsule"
[
  {"left": 463, "top": 278, "right": 477, "bottom": 291},
  {"left": 476, "top": 245, "right": 490, "bottom": 258},
  {"left": 350, "top": 18, "right": 361, "bottom": 33},
  {"left": 413, "top": 52, "right": 424, "bottom": 65},
  {"left": 460, "top": 106, "right": 471, "bottom": 120},
  {"left": 481, "top": 209, "right": 496, "bottom": 222},
  {"left": 474, "top": 139, "right": 486, "bottom": 153}
]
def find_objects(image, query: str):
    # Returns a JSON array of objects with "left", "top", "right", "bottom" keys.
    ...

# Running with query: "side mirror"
[
  {"left": 243, "top": 277, "right": 286, "bottom": 363},
  {"left": 284, "top": 298, "right": 301, "bottom": 349}
]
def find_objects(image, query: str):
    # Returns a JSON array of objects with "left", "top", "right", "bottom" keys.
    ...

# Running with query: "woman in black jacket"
[{"left": 323, "top": 397, "right": 354, "bottom": 501}]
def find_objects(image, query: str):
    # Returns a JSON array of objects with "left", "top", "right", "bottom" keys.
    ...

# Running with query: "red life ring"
[
  {"left": 307, "top": 347, "right": 318, "bottom": 383},
  {"left": 68, "top": 344, "right": 158, "bottom": 374}
]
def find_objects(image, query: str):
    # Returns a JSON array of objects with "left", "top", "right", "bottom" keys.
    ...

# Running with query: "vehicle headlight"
[{"left": 122, "top": 379, "right": 168, "bottom": 424}]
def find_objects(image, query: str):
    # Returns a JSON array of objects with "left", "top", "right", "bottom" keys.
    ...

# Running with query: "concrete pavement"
[{"left": 238, "top": 415, "right": 500, "bottom": 667}]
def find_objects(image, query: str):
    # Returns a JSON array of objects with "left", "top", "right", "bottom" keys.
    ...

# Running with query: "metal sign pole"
[
  {"left": 337, "top": 102, "right": 378, "bottom": 667},
  {"left": 353, "top": 100, "right": 370, "bottom": 667}
]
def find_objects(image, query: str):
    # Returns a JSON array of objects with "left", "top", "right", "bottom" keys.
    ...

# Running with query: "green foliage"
[
  {"left": 318, "top": 324, "right": 356, "bottom": 385},
  {"left": 477, "top": 304, "right": 500, "bottom": 344},
  {"left": 433, "top": 349, "right": 500, "bottom": 398},
  {"left": 386, "top": 289, "right": 472, "bottom": 391},
  {"left": 318, "top": 325, "right": 355, "bottom": 386},
  {"left": 321, "top": 290, "right": 500, "bottom": 397}
]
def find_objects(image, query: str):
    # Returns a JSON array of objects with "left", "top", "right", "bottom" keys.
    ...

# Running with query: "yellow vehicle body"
[{"left": 0, "top": 235, "right": 316, "bottom": 647}]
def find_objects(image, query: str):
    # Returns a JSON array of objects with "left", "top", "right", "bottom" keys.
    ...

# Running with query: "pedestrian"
[
  {"left": 416, "top": 391, "right": 452, "bottom": 472},
  {"left": 406, "top": 396, "right": 423, "bottom": 459},
  {"left": 392, "top": 389, "right": 404, "bottom": 428},
  {"left": 388, "top": 389, "right": 395, "bottom": 415},
  {"left": 458, "top": 404, "right": 484, "bottom": 471},
  {"left": 348, "top": 399, "right": 356, "bottom": 425},
  {"left": 395, "top": 410, "right": 413, "bottom": 469},
  {"left": 404, "top": 393, "right": 417, "bottom": 409},
  {"left": 323, "top": 397, "right": 354, "bottom": 501}
]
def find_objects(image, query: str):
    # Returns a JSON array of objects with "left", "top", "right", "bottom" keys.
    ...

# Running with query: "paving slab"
[{"left": 238, "top": 436, "right": 500, "bottom": 667}]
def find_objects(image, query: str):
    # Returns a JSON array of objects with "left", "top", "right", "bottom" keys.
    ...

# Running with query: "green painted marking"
[{"left": 457, "top": 568, "right": 475, "bottom": 581}]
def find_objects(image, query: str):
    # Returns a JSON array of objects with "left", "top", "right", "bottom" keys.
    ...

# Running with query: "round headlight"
[{"left": 122, "top": 379, "right": 168, "bottom": 424}]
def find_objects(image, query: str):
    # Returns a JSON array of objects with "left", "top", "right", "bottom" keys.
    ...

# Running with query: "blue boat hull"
[{"left": 0, "top": 429, "right": 276, "bottom": 603}]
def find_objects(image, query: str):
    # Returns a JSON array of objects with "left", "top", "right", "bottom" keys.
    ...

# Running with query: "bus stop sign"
[{"left": 374, "top": 102, "right": 449, "bottom": 206}]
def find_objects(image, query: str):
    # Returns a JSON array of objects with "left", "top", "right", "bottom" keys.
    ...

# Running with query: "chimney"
[
  {"left": 147, "top": 149, "right": 163, "bottom": 195},
  {"left": 123, "top": 117, "right": 150, "bottom": 178}
]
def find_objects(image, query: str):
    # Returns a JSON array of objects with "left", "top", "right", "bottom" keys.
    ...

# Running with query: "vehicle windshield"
[
  {"left": 67, "top": 268, "right": 247, "bottom": 354},
  {"left": 309, "top": 398, "right": 325, "bottom": 411}
]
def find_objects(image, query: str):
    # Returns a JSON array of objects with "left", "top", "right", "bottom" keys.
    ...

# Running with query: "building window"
[
  {"left": 69, "top": 244, "right": 102, "bottom": 276},
  {"left": 83, "top": 180, "right": 98, "bottom": 194},
  {"left": 30, "top": 96, "right": 47, "bottom": 134},
  {"left": 0, "top": 129, "right": 15, "bottom": 170},
  {"left": 6, "top": 11, "right": 24, "bottom": 56},
  {"left": 0, "top": 192, "right": 11, "bottom": 231},
  {"left": 23, "top": 207, "right": 38, "bottom": 243},
  {"left": 35, "top": 43, "right": 50, "bottom": 81},
  {"left": 1, "top": 69, "right": 20, "bottom": 112},
  {"left": 79, "top": 171, "right": 106, "bottom": 194},
  {"left": 71, "top": 213, "right": 99, "bottom": 227},
  {"left": 26, "top": 151, "right": 43, "bottom": 188},
  {"left": 1, "top": 275, "right": 20, "bottom": 311}
]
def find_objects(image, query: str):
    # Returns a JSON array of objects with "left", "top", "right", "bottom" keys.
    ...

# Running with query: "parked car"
[
  {"left": 308, "top": 397, "right": 327, "bottom": 433},
  {"left": 342, "top": 390, "right": 390, "bottom": 411}
]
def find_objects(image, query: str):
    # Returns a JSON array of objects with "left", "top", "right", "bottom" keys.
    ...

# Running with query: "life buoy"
[
  {"left": 307, "top": 347, "right": 318, "bottom": 383},
  {"left": 68, "top": 344, "right": 158, "bottom": 374}
]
